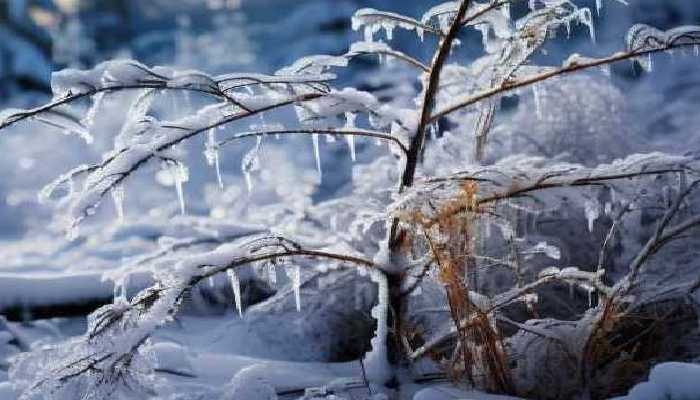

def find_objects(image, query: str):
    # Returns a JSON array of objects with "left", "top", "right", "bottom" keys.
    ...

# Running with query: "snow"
[
  {"left": 150, "top": 341, "right": 195, "bottom": 377},
  {"left": 612, "top": 363, "right": 700, "bottom": 400},
  {"left": 0, "top": 382, "right": 17, "bottom": 400},
  {"left": 0, "top": 272, "right": 149, "bottom": 313}
]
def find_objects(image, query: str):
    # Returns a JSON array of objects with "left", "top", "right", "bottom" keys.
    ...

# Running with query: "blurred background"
[{"left": 0, "top": 0, "right": 699, "bottom": 240}]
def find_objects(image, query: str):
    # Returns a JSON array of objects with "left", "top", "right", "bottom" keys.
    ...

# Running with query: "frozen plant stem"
[{"left": 400, "top": 0, "right": 471, "bottom": 190}]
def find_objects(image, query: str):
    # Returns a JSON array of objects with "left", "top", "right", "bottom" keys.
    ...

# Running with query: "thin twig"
[{"left": 430, "top": 42, "right": 700, "bottom": 122}]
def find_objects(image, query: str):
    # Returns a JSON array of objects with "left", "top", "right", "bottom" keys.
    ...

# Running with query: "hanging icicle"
[{"left": 227, "top": 269, "right": 243, "bottom": 317}]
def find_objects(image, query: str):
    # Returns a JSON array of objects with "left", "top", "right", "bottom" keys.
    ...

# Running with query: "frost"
[
  {"left": 36, "top": 109, "right": 93, "bottom": 143},
  {"left": 37, "top": 164, "right": 91, "bottom": 205},
  {"left": 276, "top": 55, "right": 348, "bottom": 76},
  {"left": 627, "top": 24, "right": 700, "bottom": 57},
  {"left": 82, "top": 91, "right": 105, "bottom": 129}
]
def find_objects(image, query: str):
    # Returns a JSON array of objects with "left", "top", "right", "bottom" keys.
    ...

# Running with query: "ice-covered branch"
[
  {"left": 347, "top": 42, "right": 429, "bottom": 72},
  {"left": 0, "top": 61, "right": 337, "bottom": 133},
  {"left": 430, "top": 26, "right": 700, "bottom": 122},
  {"left": 218, "top": 127, "right": 409, "bottom": 157},
  {"left": 615, "top": 179, "right": 700, "bottom": 294},
  {"left": 397, "top": 153, "right": 693, "bottom": 227},
  {"left": 11, "top": 235, "right": 378, "bottom": 399},
  {"left": 401, "top": 0, "right": 472, "bottom": 189},
  {"left": 351, "top": 8, "right": 443, "bottom": 42},
  {"left": 59, "top": 93, "right": 323, "bottom": 233}
]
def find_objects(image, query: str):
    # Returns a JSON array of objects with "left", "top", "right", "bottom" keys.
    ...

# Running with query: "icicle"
[
  {"left": 204, "top": 128, "right": 224, "bottom": 189},
  {"left": 580, "top": 9, "right": 596, "bottom": 44},
  {"left": 604, "top": 202, "right": 612, "bottom": 216},
  {"left": 111, "top": 184, "right": 125, "bottom": 223},
  {"left": 362, "top": 268, "right": 390, "bottom": 382},
  {"left": 267, "top": 264, "right": 277, "bottom": 288},
  {"left": 227, "top": 269, "right": 242, "bottom": 317},
  {"left": 694, "top": 45, "right": 699, "bottom": 57},
  {"left": 584, "top": 285, "right": 595, "bottom": 308},
  {"left": 287, "top": 265, "right": 301, "bottom": 312},
  {"left": 595, "top": 0, "right": 602, "bottom": 16},
  {"left": 344, "top": 112, "right": 357, "bottom": 162},
  {"left": 364, "top": 25, "right": 374, "bottom": 43},
  {"left": 584, "top": 199, "right": 599, "bottom": 233},
  {"left": 208, "top": 275, "right": 216, "bottom": 288},
  {"left": 501, "top": 2, "right": 510, "bottom": 19},
  {"left": 312, "top": 133, "right": 322, "bottom": 178},
  {"left": 346, "top": 135, "right": 356, "bottom": 162},
  {"left": 385, "top": 25, "right": 394, "bottom": 41},
  {"left": 532, "top": 85, "right": 543, "bottom": 120},
  {"left": 173, "top": 162, "right": 188, "bottom": 215},
  {"left": 241, "top": 136, "right": 262, "bottom": 192},
  {"left": 114, "top": 274, "right": 130, "bottom": 303}
]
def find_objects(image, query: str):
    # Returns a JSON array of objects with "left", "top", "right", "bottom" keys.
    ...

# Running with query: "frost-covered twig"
[
  {"left": 218, "top": 127, "right": 409, "bottom": 156},
  {"left": 401, "top": 0, "right": 472, "bottom": 189},
  {"left": 431, "top": 33, "right": 700, "bottom": 122},
  {"left": 347, "top": 42, "right": 430, "bottom": 72},
  {"left": 618, "top": 179, "right": 700, "bottom": 292}
]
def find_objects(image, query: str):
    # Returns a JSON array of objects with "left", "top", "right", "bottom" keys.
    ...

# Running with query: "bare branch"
[
  {"left": 622, "top": 179, "right": 700, "bottom": 288},
  {"left": 400, "top": 0, "right": 472, "bottom": 189}
]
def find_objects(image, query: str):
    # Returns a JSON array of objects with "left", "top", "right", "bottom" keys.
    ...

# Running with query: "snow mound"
[{"left": 612, "top": 362, "right": 700, "bottom": 400}]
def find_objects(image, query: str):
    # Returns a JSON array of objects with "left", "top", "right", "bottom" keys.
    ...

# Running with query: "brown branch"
[{"left": 400, "top": 0, "right": 472, "bottom": 189}]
